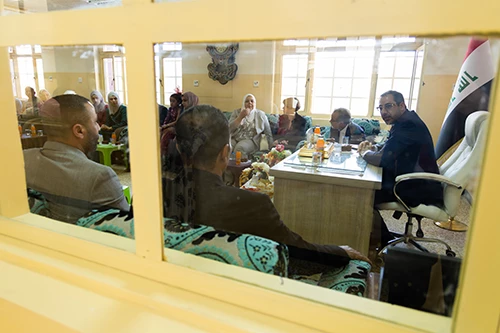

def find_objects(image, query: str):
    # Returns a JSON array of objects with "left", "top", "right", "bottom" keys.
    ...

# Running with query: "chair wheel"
[
  {"left": 446, "top": 250, "right": 456, "bottom": 257},
  {"left": 416, "top": 230, "right": 424, "bottom": 238}
]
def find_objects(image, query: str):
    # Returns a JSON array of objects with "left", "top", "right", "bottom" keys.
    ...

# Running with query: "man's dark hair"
[
  {"left": 175, "top": 105, "right": 229, "bottom": 169},
  {"left": 381, "top": 90, "right": 406, "bottom": 107},
  {"left": 41, "top": 94, "right": 92, "bottom": 138},
  {"left": 332, "top": 107, "right": 351, "bottom": 123}
]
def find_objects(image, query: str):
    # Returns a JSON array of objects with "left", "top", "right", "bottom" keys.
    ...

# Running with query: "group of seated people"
[{"left": 21, "top": 88, "right": 443, "bottom": 269}]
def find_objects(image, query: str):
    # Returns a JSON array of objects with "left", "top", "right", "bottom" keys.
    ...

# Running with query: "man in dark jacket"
[
  {"left": 164, "top": 104, "right": 370, "bottom": 266},
  {"left": 359, "top": 90, "right": 442, "bottom": 244}
]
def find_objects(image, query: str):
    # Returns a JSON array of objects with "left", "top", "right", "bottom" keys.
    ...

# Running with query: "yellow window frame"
[{"left": 0, "top": 1, "right": 499, "bottom": 332}]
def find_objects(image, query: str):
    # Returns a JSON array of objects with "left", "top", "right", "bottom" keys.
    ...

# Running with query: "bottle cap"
[{"left": 314, "top": 127, "right": 321, "bottom": 134}]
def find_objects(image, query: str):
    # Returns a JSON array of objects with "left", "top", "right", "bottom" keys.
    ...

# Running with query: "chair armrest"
[
  {"left": 393, "top": 173, "right": 462, "bottom": 212},
  {"left": 395, "top": 173, "right": 462, "bottom": 189}
]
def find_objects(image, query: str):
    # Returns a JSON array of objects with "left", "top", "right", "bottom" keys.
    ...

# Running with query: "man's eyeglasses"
[{"left": 376, "top": 103, "right": 398, "bottom": 111}]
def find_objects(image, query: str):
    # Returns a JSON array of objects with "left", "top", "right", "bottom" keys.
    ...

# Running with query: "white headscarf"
[
  {"left": 241, "top": 93, "right": 265, "bottom": 134},
  {"left": 107, "top": 91, "right": 122, "bottom": 114}
]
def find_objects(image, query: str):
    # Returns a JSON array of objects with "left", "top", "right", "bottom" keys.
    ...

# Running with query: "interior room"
[{"left": 1, "top": 1, "right": 499, "bottom": 332}]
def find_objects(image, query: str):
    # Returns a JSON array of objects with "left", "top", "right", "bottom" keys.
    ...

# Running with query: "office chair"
[{"left": 376, "top": 111, "right": 489, "bottom": 257}]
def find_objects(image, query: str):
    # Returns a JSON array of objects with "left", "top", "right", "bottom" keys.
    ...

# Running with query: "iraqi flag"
[{"left": 435, "top": 38, "right": 495, "bottom": 158}]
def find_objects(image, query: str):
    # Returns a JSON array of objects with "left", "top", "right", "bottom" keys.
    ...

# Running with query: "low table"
[
  {"left": 21, "top": 134, "right": 47, "bottom": 149},
  {"left": 96, "top": 143, "right": 127, "bottom": 167},
  {"left": 270, "top": 151, "right": 382, "bottom": 255},
  {"left": 224, "top": 160, "right": 252, "bottom": 186}
]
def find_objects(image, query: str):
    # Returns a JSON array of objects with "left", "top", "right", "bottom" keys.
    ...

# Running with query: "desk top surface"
[{"left": 270, "top": 151, "right": 382, "bottom": 190}]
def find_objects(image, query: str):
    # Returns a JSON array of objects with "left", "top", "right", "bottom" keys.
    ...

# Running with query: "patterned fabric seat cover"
[{"left": 28, "top": 189, "right": 370, "bottom": 296}]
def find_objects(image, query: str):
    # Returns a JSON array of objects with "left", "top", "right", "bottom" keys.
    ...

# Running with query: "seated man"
[
  {"left": 24, "top": 94, "right": 129, "bottom": 224},
  {"left": 164, "top": 104, "right": 369, "bottom": 265},
  {"left": 329, "top": 107, "right": 365, "bottom": 144},
  {"left": 358, "top": 90, "right": 442, "bottom": 244}
]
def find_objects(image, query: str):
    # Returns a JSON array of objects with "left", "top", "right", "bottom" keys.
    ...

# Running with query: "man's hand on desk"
[
  {"left": 340, "top": 246, "right": 372, "bottom": 265},
  {"left": 358, "top": 140, "right": 376, "bottom": 157}
]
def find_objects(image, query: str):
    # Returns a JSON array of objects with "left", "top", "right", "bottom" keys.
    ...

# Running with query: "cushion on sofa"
[
  {"left": 27, "top": 191, "right": 370, "bottom": 296},
  {"left": 77, "top": 209, "right": 289, "bottom": 277}
]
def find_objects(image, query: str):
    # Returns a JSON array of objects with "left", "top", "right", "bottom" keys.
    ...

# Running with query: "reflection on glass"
[
  {"left": 13, "top": 45, "right": 132, "bottom": 249},
  {"left": 1, "top": 0, "right": 122, "bottom": 15},
  {"left": 149, "top": 36, "right": 496, "bottom": 318}
]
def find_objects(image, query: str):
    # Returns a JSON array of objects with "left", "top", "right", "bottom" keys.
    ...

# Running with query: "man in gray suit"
[{"left": 24, "top": 94, "right": 129, "bottom": 224}]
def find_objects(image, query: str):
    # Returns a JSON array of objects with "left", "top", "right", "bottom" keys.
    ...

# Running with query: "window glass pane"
[
  {"left": 17, "top": 57, "right": 35, "bottom": 95},
  {"left": 2, "top": 0, "right": 122, "bottom": 15},
  {"left": 9, "top": 59, "right": 16, "bottom": 96},
  {"left": 332, "top": 97, "right": 351, "bottom": 109},
  {"left": 350, "top": 98, "right": 369, "bottom": 116},
  {"left": 103, "top": 58, "right": 113, "bottom": 98},
  {"left": 78, "top": 36, "right": 498, "bottom": 322},
  {"left": 393, "top": 78, "right": 411, "bottom": 98},
  {"left": 36, "top": 58, "right": 45, "bottom": 90},
  {"left": 332, "top": 78, "right": 352, "bottom": 97},
  {"left": 353, "top": 56, "right": 374, "bottom": 77},
  {"left": 14, "top": 44, "right": 132, "bottom": 253},
  {"left": 314, "top": 54, "right": 335, "bottom": 77},
  {"left": 312, "top": 78, "right": 333, "bottom": 96},
  {"left": 334, "top": 57, "right": 354, "bottom": 77},
  {"left": 281, "top": 78, "right": 299, "bottom": 96},
  {"left": 311, "top": 96, "right": 332, "bottom": 114},
  {"left": 352, "top": 78, "right": 371, "bottom": 98},
  {"left": 16, "top": 45, "right": 32, "bottom": 55},
  {"left": 378, "top": 53, "right": 395, "bottom": 76},
  {"left": 394, "top": 53, "right": 415, "bottom": 77},
  {"left": 282, "top": 55, "right": 301, "bottom": 77}
]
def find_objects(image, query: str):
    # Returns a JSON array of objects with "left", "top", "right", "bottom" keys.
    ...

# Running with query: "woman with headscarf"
[
  {"left": 181, "top": 91, "right": 199, "bottom": 111},
  {"left": 101, "top": 91, "right": 128, "bottom": 134},
  {"left": 38, "top": 89, "right": 52, "bottom": 105},
  {"left": 273, "top": 97, "right": 307, "bottom": 151},
  {"left": 228, "top": 93, "right": 273, "bottom": 155},
  {"left": 22, "top": 86, "right": 40, "bottom": 116},
  {"left": 160, "top": 93, "right": 183, "bottom": 155},
  {"left": 90, "top": 90, "right": 109, "bottom": 126}
]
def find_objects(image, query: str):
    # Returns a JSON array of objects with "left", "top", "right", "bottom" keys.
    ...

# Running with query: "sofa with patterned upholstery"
[
  {"left": 222, "top": 111, "right": 382, "bottom": 153},
  {"left": 28, "top": 189, "right": 371, "bottom": 297}
]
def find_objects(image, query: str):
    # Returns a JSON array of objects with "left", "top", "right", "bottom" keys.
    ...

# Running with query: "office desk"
[{"left": 270, "top": 151, "right": 382, "bottom": 255}]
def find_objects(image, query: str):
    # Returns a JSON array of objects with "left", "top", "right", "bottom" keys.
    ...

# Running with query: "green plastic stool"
[
  {"left": 122, "top": 185, "right": 131, "bottom": 205},
  {"left": 96, "top": 143, "right": 128, "bottom": 168}
]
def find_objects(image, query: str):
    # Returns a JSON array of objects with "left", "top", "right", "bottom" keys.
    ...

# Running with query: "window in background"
[
  {"left": 9, "top": 45, "right": 45, "bottom": 98},
  {"left": 280, "top": 37, "right": 423, "bottom": 117},
  {"left": 154, "top": 43, "right": 183, "bottom": 106},
  {"left": 374, "top": 49, "right": 424, "bottom": 116},
  {"left": 312, "top": 49, "right": 375, "bottom": 116},
  {"left": 280, "top": 54, "right": 308, "bottom": 111},
  {"left": 100, "top": 45, "right": 127, "bottom": 103}
]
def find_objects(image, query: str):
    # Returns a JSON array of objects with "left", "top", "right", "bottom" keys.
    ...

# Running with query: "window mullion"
[
  {"left": 368, "top": 38, "right": 382, "bottom": 118},
  {"left": 123, "top": 39, "right": 164, "bottom": 261},
  {"left": 305, "top": 51, "right": 315, "bottom": 115}
]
